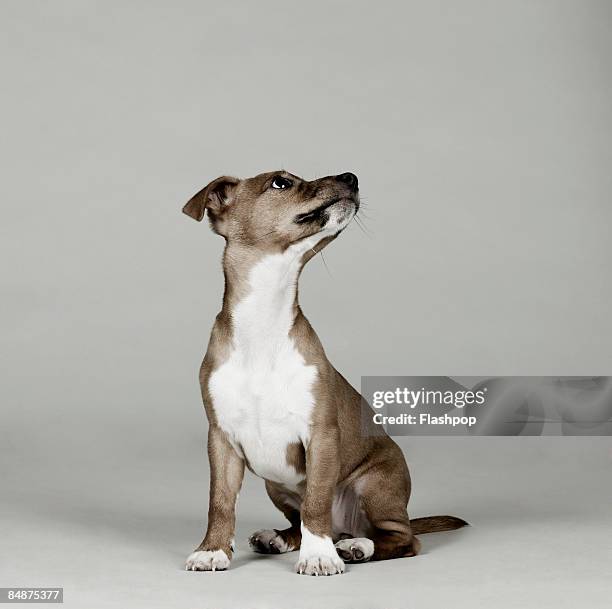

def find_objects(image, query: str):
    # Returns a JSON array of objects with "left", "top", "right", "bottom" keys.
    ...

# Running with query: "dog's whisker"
[
  {"left": 356, "top": 208, "right": 373, "bottom": 225},
  {"left": 319, "top": 250, "right": 332, "bottom": 278},
  {"left": 356, "top": 208, "right": 374, "bottom": 220},
  {"left": 251, "top": 229, "right": 277, "bottom": 243},
  {"left": 354, "top": 215, "right": 373, "bottom": 238}
]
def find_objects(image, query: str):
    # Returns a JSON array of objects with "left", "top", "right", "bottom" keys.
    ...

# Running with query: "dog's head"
[{"left": 182, "top": 171, "right": 359, "bottom": 253}]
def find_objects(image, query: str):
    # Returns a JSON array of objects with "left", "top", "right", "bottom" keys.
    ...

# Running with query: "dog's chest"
[
  {"left": 209, "top": 345, "right": 315, "bottom": 487},
  {"left": 208, "top": 251, "right": 317, "bottom": 488}
]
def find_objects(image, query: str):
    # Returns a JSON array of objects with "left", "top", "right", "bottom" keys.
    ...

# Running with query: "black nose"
[{"left": 336, "top": 172, "right": 358, "bottom": 191}]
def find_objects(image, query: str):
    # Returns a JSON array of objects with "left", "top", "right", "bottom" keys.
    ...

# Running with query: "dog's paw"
[
  {"left": 335, "top": 538, "right": 374, "bottom": 563},
  {"left": 249, "top": 529, "right": 292, "bottom": 554},
  {"left": 185, "top": 549, "right": 230, "bottom": 572},
  {"left": 295, "top": 553, "right": 345, "bottom": 576}
]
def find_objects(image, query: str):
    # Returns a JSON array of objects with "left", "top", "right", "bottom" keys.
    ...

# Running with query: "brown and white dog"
[{"left": 182, "top": 171, "right": 466, "bottom": 576}]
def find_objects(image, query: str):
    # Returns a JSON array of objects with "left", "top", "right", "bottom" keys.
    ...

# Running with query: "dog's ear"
[{"left": 182, "top": 176, "right": 240, "bottom": 222}]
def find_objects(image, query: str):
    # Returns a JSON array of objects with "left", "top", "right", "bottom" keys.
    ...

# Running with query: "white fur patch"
[
  {"left": 185, "top": 549, "right": 230, "bottom": 571},
  {"left": 295, "top": 524, "right": 345, "bottom": 576},
  {"left": 209, "top": 237, "right": 330, "bottom": 489}
]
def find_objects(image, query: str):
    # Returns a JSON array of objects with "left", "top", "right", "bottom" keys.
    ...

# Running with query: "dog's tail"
[{"left": 410, "top": 515, "right": 469, "bottom": 535}]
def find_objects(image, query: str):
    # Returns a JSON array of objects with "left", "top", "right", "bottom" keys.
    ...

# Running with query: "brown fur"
[{"left": 184, "top": 171, "right": 466, "bottom": 571}]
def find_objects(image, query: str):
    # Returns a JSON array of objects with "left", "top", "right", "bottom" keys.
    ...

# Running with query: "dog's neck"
[{"left": 220, "top": 242, "right": 308, "bottom": 354}]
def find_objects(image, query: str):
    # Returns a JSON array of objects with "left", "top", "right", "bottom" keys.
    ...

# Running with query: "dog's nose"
[{"left": 336, "top": 172, "right": 358, "bottom": 191}]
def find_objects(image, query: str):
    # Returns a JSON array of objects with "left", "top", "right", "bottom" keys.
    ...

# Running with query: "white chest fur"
[{"left": 208, "top": 242, "right": 319, "bottom": 489}]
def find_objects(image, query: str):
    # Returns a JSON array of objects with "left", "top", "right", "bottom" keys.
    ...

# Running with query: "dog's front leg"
[
  {"left": 185, "top": 425, "right": 244, "bottom": 571},
  {"left": 295, "top": 427, "right": 345, "bottom": 576}
]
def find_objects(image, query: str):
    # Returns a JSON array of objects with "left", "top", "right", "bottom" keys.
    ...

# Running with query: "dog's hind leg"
[
  {"left": 249, "top": 480, "right": 302, "bottom": 554},
  {"left": 335, "top": 442, "right": 420, "bottom": 562},
  {"left": 362, "top": 444, "right": 420, "bottom": 560}
]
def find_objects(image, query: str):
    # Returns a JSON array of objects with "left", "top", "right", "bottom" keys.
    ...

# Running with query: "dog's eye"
[{"left": 271, "top": 176, "right": 293, "bottom": 190}]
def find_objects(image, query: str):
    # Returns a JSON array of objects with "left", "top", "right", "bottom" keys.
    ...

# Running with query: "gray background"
[{"left": 1, "top": 1, "right": 611, "bottom": 608}]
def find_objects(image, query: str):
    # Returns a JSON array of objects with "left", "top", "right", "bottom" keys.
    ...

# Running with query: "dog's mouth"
[{"left": 294, "top": 196, "right": 358, "bottom": 226}]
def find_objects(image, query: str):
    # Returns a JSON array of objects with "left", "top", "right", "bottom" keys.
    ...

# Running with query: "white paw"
[
  {"left": 295, "top": 524, "right": 345, "bottom": 576},
  {"left": 185, "top": 549, "right": 230, "bottom": 572},
  {"left": 295, "top": 553, "right": 345, "bottom": 576},
  {"left": 249, "top": 529, "right": 292, "bottom": 554},
  {"left": 335, "top": 538, "right": 374, "bottom": 562}
]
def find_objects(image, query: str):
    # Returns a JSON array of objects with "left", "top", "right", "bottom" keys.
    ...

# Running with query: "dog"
[{"left": 182, "top": 171, "right": 466, "bottom": 575}]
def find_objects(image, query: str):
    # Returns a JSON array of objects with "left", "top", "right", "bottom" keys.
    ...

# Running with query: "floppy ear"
[{"left": 182, "top": 176, "right": 240, "bottom": 222}]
